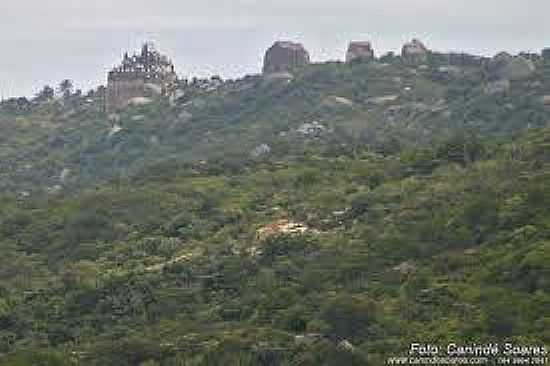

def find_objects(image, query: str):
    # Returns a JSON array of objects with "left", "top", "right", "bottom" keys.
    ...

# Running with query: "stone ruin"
[
  {"left": 106, "top": 42, "right": 178, "bottom": 114},
  {"left": 263, "top": 41, "right": 310, "bottom": 74},
  {"left": 100, "top": 39, "right": 547, "bottom": 115},
  {"left": 401, "top": 39, "right": 430, "bottom": 63},
  {"left": 346, "top": 41, "right": 375, "bottom": 63}
]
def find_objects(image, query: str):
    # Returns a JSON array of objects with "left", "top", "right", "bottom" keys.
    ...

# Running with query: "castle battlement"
[{"left": 106, "top": 43, "right": 177, "bottom": 114}]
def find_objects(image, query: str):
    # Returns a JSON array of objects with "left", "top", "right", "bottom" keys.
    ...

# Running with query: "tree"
[
  {"left": 321, "top": 295, "right": 376, "bottom": 341},
  {"left": 58, "top": 79, "right": 74, "bottom": 99},
  {"left": 0, "top": 97, "right": 31, "bottom": 114},
  {"left": 436, "top": 132, "right": 485, "bottom": 166},
  {"left": 379, "top": 51, "right": 397, "bottom": 63},
  {"left": 34, "top": 85, "right": 54, "bottom": 102}
]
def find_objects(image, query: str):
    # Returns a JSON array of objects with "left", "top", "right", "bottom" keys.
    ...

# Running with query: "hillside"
[
  {"left": 0, "top": 52, "right": 550, "bottom": 365},
  {"left": 1, "top": 53, "right": 550, "bottom": 194},
  {"left": 0, "top": 125, "right": 549, "bottom": 364}
]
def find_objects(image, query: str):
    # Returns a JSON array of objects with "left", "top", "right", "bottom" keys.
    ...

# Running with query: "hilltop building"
[
  {"left": 106, "top": 43, "right": 177, "bottom": 114},
  {"left": 402, "top": 39, "right": 430, "bottom": 63},
  {"left": 263, "top": 41, "right": 310, "bottom": 74}
]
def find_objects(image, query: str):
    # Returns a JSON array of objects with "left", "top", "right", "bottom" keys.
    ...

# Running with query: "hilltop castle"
[
  {"left": 106, "top": 43, "right": 177, "bottom": 114},
  {"left": 102, "top": 39, "right": 548, "bottom": 114}
]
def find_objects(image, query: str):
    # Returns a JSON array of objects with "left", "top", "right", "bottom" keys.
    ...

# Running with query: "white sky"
[{"left": 0, "top": 0, "right": 549, "bottom": 96}]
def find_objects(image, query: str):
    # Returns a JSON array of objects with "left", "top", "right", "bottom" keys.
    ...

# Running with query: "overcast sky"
[{"left": 1, "top": 0, "right": 549, "bottom": 97}]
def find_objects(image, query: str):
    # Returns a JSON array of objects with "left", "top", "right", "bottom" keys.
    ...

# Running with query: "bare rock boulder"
[
  {"left": 263, "top": 41, "right": 310, "bottom": 74},
  {"left": 487, "top": 52, "right": 535, "bottom": 81},
  {"left": 346, "top": 41, "right": 375, "bottom": 63},
  {"left": 250, "top": 144, "right": 272, "bottom": 158},
  {"left": 393, "top": 261, "right": 417, "bottom": 276},
  {"left": 402, "top": 39, "right": 429, "bottom": 63}
]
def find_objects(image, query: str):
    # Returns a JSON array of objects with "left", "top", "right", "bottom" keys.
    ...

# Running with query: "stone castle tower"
[{"left": 106, "top": 43, "right": 177, "bottom": 114}]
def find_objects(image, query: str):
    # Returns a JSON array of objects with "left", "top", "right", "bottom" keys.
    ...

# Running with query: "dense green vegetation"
[{"left": 0, "top": 53, "right": 549, "bottom": 365}]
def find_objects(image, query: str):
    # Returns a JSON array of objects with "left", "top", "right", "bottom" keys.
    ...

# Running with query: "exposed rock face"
[
  {"left": 323, "top": 95, "right": 354, "bottom": 107},
  {"left": 294, "top": 334, "right": 323, "bottom": 346},
  {"left": 59, "top": 168, "right": 71, "bottom": 184},
  {"left": 106, "top": 43, "right": 177, "bottom": 113},
  {"left": 263, "top": 41, "right": 310, "bottom": 74},
  {"left": 393, "top": 261, "right": 417, "bottom": 276},
  {"left": 487, "top": 53, "right": 535, "bottom": 81},
  {"left": 108, "top": 124, "right": 123, "bottom": 138},
  {"left": 128, "top": 97, "right": 153, "bottom": 106},
  {"left": 250, "top": 144, "right": 271, "bottom": 158},
  {"left": 485, "top": 79, "right": 511, "bottom": 95},
  {"left": 263, "top": 71, "right": 294, "bottom": 83},
  {"left": 297, "top": 121, "right": 326, "bottom": 136},
  {"left": 346, "top": 41, "right": 374, "bottom": 63},
  {"left": 402, "top": 39, "right": 429, "bottom": 63},
  {"left": 338, "top": 340, "right": 356, "bottom": 353},
  {"left": 367, "top": 95, "right": 399, "bottom": 105},
  {"left": 256, "top": 219, "right": 311, "bottom": 240}
]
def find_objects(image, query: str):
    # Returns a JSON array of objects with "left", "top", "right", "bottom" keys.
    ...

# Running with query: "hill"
[
  {"left": 0, "top": 51, "right": 550, "bottom": 365},
  {"left": 0, "top": 128, "right": 549, "bottom": 364},
  {"left": 1, "top": 53, "right": 550, "bottom": 194}
]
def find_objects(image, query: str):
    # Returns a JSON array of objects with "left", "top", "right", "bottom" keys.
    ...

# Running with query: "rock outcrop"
[
  {"left": 250, "top": 144, "right": 271, "bottom": 158},
  {"left": 108, "top": 124, "right": 123, "bottom": 138},
  {"left": 263, "top": 41, "right": 310, "bottom": 74},
  {"left": 367, "top": 95, "right": 399, "bottom": 105},
  {"left": 346, "top": 41, "right": 375, "bottom": 63},
  {"left": 484, "top": 79, "right": 511, "bottom": 95},
  {"left": 297, "top": 121, "right": 326, "bottom": 136},
  {"left": 323, "top": 95, "right": 354, "bottom": 107},
  {"left": 487, "top": 52, "right": 535, "bottom": 81},
  {"left": 263, "top": 71, "right": 294, "bottom": 83},
  {"left": 59, "top": 168, "right": 71, "bottom": 184},
  {"left": 402, "top": 39, "right": 429, "bottom": 63},
  {"left": 393, "top": 261, "right": 417, "bottom": 276}
]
